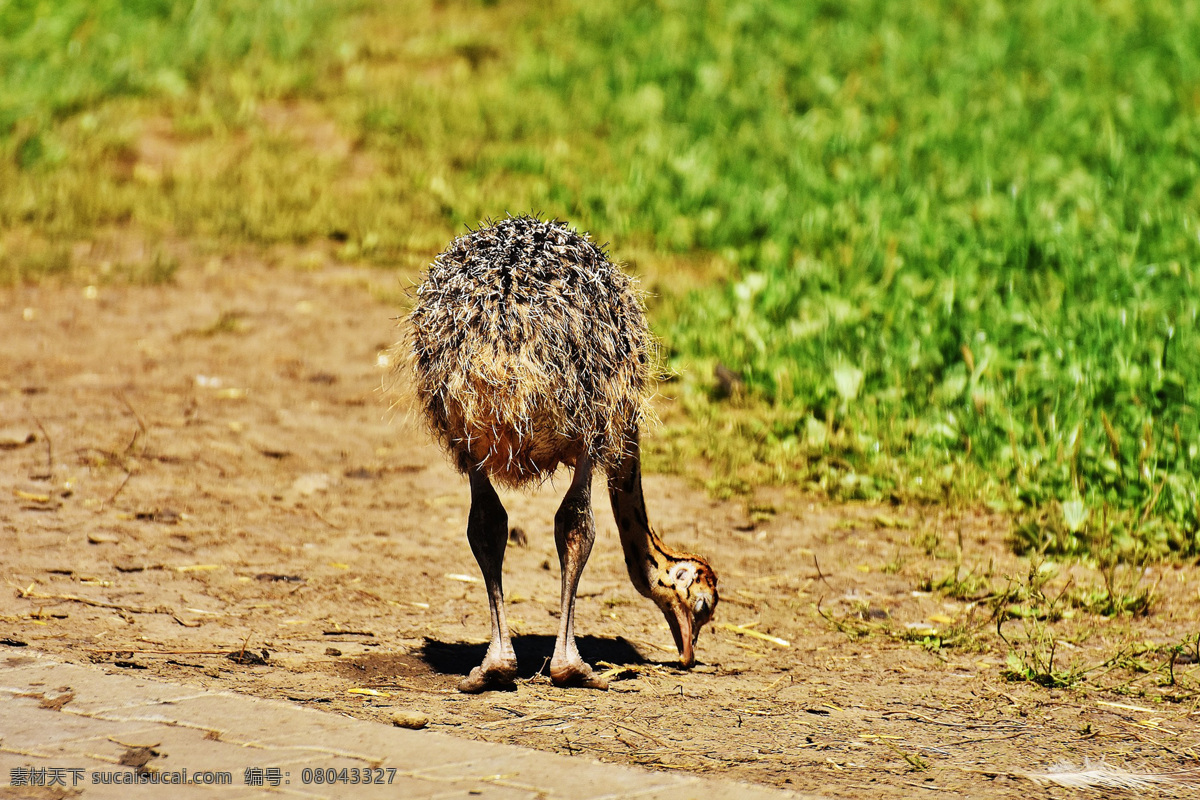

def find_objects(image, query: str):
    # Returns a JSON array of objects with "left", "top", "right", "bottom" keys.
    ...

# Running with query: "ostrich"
[{"left": 406, "top": 215, "right": 719, "bottom": 692}]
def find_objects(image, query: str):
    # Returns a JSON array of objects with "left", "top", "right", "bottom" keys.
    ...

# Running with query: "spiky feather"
[{"left": 405, "top": 215, "right": 654, "bottom": 486}]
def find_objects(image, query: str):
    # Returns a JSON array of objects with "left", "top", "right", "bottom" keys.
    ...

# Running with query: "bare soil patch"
[{"left": 2, "top": 259, "right": 1198, "bottom": 798}]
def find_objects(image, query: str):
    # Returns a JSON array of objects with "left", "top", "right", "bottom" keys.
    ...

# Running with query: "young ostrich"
[{"left": 407, "top": 215, "right": 719, "bottom": 692}]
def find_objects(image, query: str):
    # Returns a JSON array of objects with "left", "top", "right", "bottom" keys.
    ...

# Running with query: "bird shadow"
[{"left": 419, "top": 635, "right": 646, "bottom": 680}]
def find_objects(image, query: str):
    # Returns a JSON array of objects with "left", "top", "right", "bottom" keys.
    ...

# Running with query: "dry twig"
[
  {"left": 31, "top": 415, "right": 53, "bottom": 479},
  {"left": 13, "top": 584, "right": 171, "bottom": 616}
]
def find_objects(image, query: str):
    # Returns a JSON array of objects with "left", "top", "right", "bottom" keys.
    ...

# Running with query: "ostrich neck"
[{"left": 606, "top": 436, "right": 679, "bottom": 599}]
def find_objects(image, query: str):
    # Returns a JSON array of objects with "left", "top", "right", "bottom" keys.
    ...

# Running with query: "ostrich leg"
[
  {"left": 549, "top": 454, "right": 608, "bottom": 689},
  {"left": 459, "top": 468, "right": 518, "bottom": 693}
]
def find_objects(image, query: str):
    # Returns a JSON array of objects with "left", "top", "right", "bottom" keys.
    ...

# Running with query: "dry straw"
[{"left": 1023, "top": 760, "right": 1200, "bottom": 793}]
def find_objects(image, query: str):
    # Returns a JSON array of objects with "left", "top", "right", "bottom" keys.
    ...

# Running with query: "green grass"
[
  {"left": 509, "top": 0, "right": 1200, "bottom": 559},
  {"left": 2, "top": 0, "right": 1197, "bottom": 559},
  {"left": 1, "top": 0, "right": 329, "bottom": 154},
  {"left": 0, "top": 0, "right": 546, "bottom": 267}
]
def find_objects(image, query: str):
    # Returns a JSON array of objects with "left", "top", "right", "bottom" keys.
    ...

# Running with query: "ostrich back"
[{"left": 408, "top": 216, "right": 654, "bottom": 486}]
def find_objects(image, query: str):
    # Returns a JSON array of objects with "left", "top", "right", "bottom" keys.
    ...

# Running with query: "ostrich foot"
[
  {"left": 458, "top": 656, "right": 518, "bottom": 693},
  {"left": 550, "top": 658, "right": 609, "bottom": 690}
]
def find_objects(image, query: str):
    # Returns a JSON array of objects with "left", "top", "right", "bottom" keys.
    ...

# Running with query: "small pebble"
[
  {"left": 391, "top": 711, "right": 428, "bottom": 730},
  {"left": 324, "top": 647, "right": 342, "bottom": 657}
]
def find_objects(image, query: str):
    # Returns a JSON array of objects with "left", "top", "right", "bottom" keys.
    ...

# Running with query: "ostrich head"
[{"left": 650, "top": 556, "right": 719, "bottom": 667}]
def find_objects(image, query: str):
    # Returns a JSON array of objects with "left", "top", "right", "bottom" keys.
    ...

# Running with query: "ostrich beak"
[{"left": 665, "top": 603, "right": 695, "bottom": 668}]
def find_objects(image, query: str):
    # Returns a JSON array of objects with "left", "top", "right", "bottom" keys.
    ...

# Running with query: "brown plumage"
[
  {"left": 402, "top": 215, "right": 717, "bottom": 693},
  {"left": 408, "top": 215, "right": 653, "bottom": 486}
]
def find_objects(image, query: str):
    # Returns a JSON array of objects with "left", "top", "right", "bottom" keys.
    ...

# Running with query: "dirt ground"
[{"left": 3, "top": 252, "right": 1199, "bottom": 798}]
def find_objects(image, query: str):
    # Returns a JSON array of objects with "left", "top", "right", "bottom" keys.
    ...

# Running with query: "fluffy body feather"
[{"left": 408, "top": 215, "right": 652, "bottom": 486}]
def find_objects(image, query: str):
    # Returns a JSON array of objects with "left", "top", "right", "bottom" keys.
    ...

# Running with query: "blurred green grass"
[
  {"left": 515, "top": 0, "right": 1200, "bottom": 559},
  {"left": 2, "top": 0, "right": 1197, "bottom": 559},
  {"left": 1, "top": 0, "right": 329, "bottom": 158}
]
